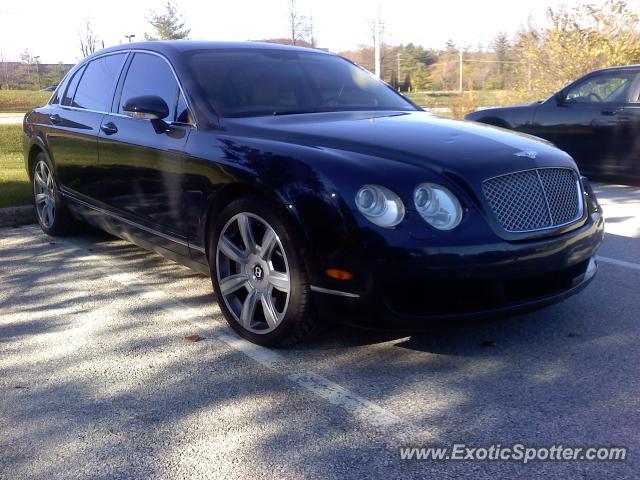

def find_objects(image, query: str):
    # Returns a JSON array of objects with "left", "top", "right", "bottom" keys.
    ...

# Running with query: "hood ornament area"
[{"left": 514, "top": 150, "right": 538, "bottom": 159}]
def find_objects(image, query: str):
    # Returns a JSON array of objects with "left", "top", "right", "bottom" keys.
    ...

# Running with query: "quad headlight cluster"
[{"left": 355, "top": 183, "right": 463, "bottom": 230}]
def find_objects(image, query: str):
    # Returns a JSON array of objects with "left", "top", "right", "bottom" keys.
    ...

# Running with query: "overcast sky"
[{"left": 1, "top": 0, "right": 595, "bottom": 64}]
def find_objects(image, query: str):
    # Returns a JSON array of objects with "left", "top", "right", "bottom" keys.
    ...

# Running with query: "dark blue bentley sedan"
[{"left": 23, "top": 41, "right": 604, "bottom": 346}]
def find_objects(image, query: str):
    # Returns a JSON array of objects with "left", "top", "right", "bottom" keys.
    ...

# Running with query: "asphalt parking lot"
[{"left": 1, "top": 183, "right": 638, "bottom": 479}]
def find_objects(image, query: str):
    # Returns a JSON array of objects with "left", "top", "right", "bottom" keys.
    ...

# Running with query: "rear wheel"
[
  {"left": 209, "top": 197, "right": 319, "bottom": 346},
  {"left": 32, "top": 153, "right": 78, "bottom": 236}
]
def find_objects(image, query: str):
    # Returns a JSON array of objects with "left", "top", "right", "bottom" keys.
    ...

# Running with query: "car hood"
[{"left": 223, "top": 110, "right": 574, "bottom": 179}]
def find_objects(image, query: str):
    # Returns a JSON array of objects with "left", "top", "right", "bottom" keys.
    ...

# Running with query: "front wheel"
[{"left": 209, "top": 197, "right": 319, "bottom": 346}]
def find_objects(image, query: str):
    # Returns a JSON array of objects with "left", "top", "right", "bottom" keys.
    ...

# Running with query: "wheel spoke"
[
  {"left": 261, "top": 292, "right": 279, "bottom": 328},
  {"left": 240, "top": 289, "right": 259, "bottom": 328},
  {"left": 237, "top": 214, "right": 257, "bottom": 254},
  {"left": 46, "top": 202, "right": 54, "bottom": 226},
  {"left": 260, "top": 228, "right": 277, "bottom": 260},
  {"left": 35, "top": 193, "right": 47, "bottom": 204},
  {"left": 219, "top": 236, "right": 248, "bottom": 264},
  {"left": 269, "top": 271, "right": 290, "bottom": 293},
  {"left": 34, "top": 171, "right": 45, "bottom": 188},
  {"left": 219, "top": 274, "right": 249, "bottom": 295}
]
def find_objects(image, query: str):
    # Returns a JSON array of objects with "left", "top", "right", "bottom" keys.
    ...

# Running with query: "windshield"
[{"left": 188, "top": 49, "right": 417, "bottom": 117}]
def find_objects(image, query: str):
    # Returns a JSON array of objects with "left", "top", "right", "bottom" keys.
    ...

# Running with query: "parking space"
[{"left": 1, "top": 183, "right": 638, "bottom": 479}]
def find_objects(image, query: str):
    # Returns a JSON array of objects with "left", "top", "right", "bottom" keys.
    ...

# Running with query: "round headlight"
[
  {"left": 413, "top": 183, "right": 462, "bottom": 230},
  {"left": 355, "top": 185, "right": 405, "bottom": 228}
]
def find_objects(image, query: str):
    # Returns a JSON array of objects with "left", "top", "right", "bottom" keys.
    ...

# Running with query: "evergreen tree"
[{"left": 145, "top": 2, "right": 191, "bottom": 41}]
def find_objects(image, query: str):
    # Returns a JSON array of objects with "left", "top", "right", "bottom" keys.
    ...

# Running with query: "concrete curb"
[{"left": 0, "top": 205, "right": 36, "bottom": 227}]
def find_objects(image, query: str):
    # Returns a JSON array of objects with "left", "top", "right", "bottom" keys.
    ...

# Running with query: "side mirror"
[
  {"left": 122, "top": 95, "right": 170, "bottom": 120},
  {"left": 554, "top": 91, "right": 565, "bottom": 105}
]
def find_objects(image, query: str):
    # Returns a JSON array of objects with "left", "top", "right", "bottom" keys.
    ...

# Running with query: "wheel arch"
[
  {"left": 202, "top": 182, "right": 309, "bottom": 262},
  {"left": 26, "top": 137, "right": 51, "bottom": 180}
]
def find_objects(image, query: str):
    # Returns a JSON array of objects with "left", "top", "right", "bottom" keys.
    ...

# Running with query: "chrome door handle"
[{"left": 100, "top": 122, "right": 118, "bottom": 135}]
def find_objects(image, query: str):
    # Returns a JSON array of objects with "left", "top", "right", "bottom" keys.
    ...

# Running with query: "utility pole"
[
  {"left": 458, "top": 49, "right": 463, "bottom": 93},
  {"left": 125, "top": 34, "right": 136, "bottom": 43},
  {"left": 34, "top": 55, "right": 41, "bottom": 89},
  {"left": 374, "top": 5, "right": 381, "bottom": 79},
  {"left": 397, "top": 51, "right": 401, "bottom": 83}
]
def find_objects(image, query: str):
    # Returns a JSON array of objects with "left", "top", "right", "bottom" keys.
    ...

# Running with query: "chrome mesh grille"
[{"left": 482, "top": 168, "right": 582, "bottom": 233}]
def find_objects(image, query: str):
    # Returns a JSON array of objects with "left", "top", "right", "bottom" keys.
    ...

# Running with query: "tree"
[
  {"left": 286, "top": 0, "right": 313, "bottom": 46},
  {"left": 515, "top": 0, "right": 640, "bottom": 94},
  {"left": 145, "top": 2, "right": 190, "bottom": 41},
  {"left": 491, "top": 32, "right": 512, "bottom": 89},
  {"left": 79, "top": 19, "right": 100, "bottom": 58},
  {"left": 0, "top": 52, "right": 9, "bottom": 89}
]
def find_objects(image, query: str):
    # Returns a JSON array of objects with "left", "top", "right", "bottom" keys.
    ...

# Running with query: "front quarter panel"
[{"left": 466, "top": 104, "right": 539, "bottom": 135}]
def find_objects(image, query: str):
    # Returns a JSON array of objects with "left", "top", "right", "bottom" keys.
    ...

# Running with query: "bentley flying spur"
[{"left": 23, "top": 41, "right": 604, "bottom": 346}]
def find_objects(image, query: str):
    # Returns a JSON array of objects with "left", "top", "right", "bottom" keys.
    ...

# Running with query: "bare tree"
[
  {"left": 287, "top": 0, "right": 313, "bottom": 46},
  {"left": 79, "top": 19, "right": 100, "bottom": 57},
  {"left": 0, "top": 52, "right": 9, "bottom": 90}
]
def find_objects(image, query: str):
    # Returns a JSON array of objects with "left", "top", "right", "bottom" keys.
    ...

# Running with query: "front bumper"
[{"left": 311, "top": 211, "right": 604, "bottom": 328}]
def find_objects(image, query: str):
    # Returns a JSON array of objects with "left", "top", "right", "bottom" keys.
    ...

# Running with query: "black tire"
[
  {"left": 31, "top": 152, "right": 78, "bottom": 236},
  {"left": 209, "top": 196, "right": 320, "bottom": 347}
]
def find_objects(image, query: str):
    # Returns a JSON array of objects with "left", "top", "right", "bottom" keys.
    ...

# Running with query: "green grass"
[
  {"left": 0, "top": 90, "right": 50, "bottom": 113},
  {"left": 403, "top": 90, "right": 548, "bottom": 118},
  {"left": 0, "top": 124, "right": 30, "bottom": 208}
]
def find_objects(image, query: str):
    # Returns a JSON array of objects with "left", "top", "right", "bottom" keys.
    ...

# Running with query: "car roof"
[
  {"left": 589, "top": 64, "right": 640, "bottom": 74},
  {"left": 87, "top": 40, "right": 332, "bottom": 61}
]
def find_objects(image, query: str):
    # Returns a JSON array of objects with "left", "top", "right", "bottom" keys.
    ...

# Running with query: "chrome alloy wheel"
[
  {"left": 216, "top": 212, "right": 291, "bottom": 334},
  {"left": 34, "top": 160, "right": 56, "bottom": 229}
]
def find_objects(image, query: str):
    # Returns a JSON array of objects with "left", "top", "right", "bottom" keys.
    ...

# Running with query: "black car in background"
[
  {"left": 466, "top": 65, "right": 640, "bottom": 183},
  {"left": 23, "top": 41, "right": 604, "bottom": 346}
]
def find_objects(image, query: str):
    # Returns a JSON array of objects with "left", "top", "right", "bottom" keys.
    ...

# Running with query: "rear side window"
[
  {"left": 119, "top": 53, "right": 187, "bottom": 123},
  {"left": 73, "top": 53, "right": 127, "bottom": 111},
  {"left": 61, "top": 66, "right": 85, "bottom": 107}
]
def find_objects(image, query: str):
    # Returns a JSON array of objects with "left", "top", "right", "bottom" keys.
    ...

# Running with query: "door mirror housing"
[
  {"left": 554, "top": 91, "right": 565, "bottom": 105},
  {"left": 122, "top": 95, "right": 170, "bottom": 120}
]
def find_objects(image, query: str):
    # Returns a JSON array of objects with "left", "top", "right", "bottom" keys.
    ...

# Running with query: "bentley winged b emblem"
[{"left": 514, "top": 150, "right": 538, "bottom": 159}]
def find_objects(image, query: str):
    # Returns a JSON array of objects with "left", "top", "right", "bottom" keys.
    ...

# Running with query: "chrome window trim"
[
  {"left": 123, "top": 49, "right": 197, "bottom": 127},
  {"left": 64, "top": 51, "right": 129, "bottom": 111},
  {"left": 482, "top": 167, "right": 585, "bottom": 234},
  {"left": 53, "top": 49, "right": 197, "bottom": 128}
]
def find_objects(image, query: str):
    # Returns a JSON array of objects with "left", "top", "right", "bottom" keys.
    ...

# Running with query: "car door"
[
  {"left": 97, "top": 51, "right": 194, "bottom": 254},
  {"left": 45, "top": 53, "right": 127, "bottom": 197},
  {"left": 614, "top": 73, "right": 640, "bottom": 179},
  {"left": 531, "top": 70, "right": 636, "bottom": 176}
]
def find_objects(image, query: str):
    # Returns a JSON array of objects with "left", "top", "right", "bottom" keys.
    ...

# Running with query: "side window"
[
  {"left": 61, "top": 65, "right": 85, "bottom": 106},
  {"left": 73, "top": 53, "right": 126, "bottom": 111},
  {"left": 49, "top": 76, "right": 66, "bottom": 105},
  {"left": 565, "top": 72, "right": 637, "bottom": 104},
  {"left": 119, "top": 53, "right": 187, "bottom": 123}
]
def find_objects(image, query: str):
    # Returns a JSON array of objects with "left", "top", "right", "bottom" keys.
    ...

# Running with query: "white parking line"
[
  {"left": 25, "top": 228, "right": 414, "bottom": 438},
  {"left": 597, "top": 255, "right": 640, "bottom": 271}
]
